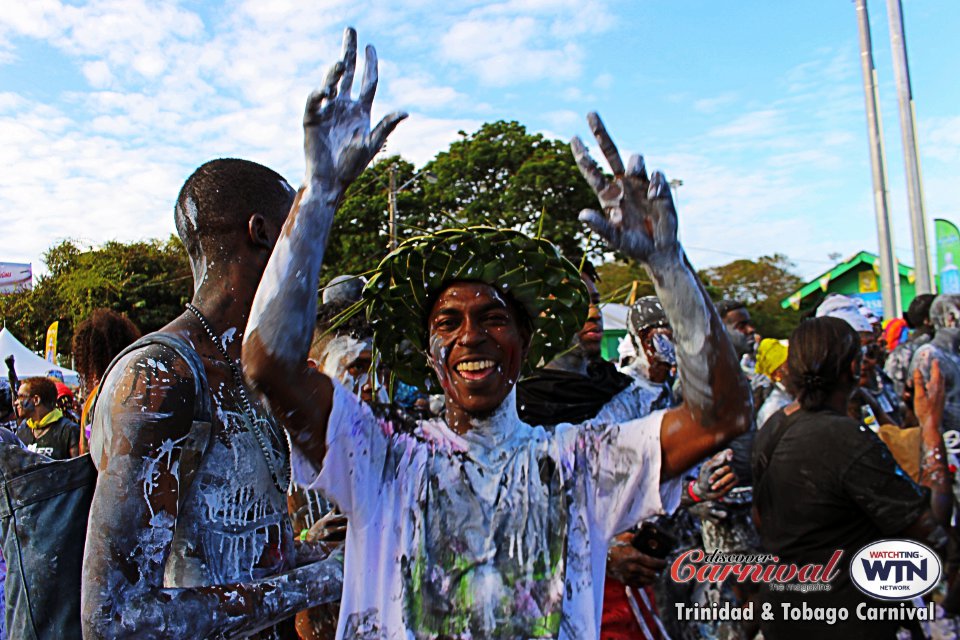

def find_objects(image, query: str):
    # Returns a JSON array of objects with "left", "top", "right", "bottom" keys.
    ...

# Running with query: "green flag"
[{"left": 936, "top": 218, "right": 960, "bottom": 294}]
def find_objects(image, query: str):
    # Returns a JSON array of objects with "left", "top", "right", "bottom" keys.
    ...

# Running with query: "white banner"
[{"left": 0, "top": 262, "right": 32, "bottom": 294}]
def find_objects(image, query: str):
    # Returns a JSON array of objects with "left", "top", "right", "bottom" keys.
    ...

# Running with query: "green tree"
[
  {"left": 0, "top": 236, "right": 191, "bottom": 356},
  {"left": 595, "top": 261, "right": 655, "bottom": 304},
  {"left": 699, "top": 254, "right": 803, "bottom": 339},
  {"left": 318, "top": 157, "right": 428, "bottom": 285},
  {"left": 421, "top": 121, "right": 604, "bottom": 261}
]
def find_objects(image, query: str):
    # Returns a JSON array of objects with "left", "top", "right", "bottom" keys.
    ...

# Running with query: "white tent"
[
  {"left": 0, "top": 327, "right": 80, "bottom": 386},
  {"left": 601, "top": 302, "right": 629, "bottom": 331}
]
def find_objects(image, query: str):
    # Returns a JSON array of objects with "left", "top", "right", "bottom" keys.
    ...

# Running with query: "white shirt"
[{"left": 292, "top": 383, "right": 670, "bottom": 639}]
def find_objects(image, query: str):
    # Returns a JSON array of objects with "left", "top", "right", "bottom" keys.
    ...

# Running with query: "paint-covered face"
[
  {"left": 318, "top": 335, "right": 374, "bottom": 399},
  {"left": 640, "top": 327, "right": 676, "bottom": 384},
  {"left": 427, "top": 282, "right": 529, "bottom": 417},
  {"left": 577, "top": 273, "right": 603, "bottom": 358},
  {"left": 932, "top": 295, "right": 960, "bottom": 330},
  {"left": 723, "top": 308, "right": 756, "bottom": 338},
  {"left": 14, "top": 388, "right": 37, "bottom": 420}
]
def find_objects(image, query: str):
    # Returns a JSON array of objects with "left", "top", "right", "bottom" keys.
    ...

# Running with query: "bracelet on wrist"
[{"left": 687, "top": 480, "right": 703, "bottom": 503}]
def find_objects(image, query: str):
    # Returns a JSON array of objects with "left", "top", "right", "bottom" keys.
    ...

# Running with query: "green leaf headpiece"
[{"left": 363, "top": 226, "right": 588, "bottom": 392}]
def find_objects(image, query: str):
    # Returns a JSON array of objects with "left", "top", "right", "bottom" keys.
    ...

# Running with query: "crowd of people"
[{"left": 0, "top": 27, "right": 958, "bottom": 640}]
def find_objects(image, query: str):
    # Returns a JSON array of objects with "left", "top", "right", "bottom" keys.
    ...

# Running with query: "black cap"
[{"left": 628, "top": 296, "right": 668, "bottom": 337}]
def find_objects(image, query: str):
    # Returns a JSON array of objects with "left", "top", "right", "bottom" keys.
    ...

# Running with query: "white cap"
[{"left": 816, "top": 294, "right": 873, "bottom": 333}]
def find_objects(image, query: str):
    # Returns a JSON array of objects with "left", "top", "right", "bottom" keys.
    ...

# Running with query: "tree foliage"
[
  {"left": 420, "top": 121, "right": 604, "bottom": 261},
  {"left": 0, "top": 237, "right": 191, "bottom": 356},
  {"left": 698, "top": 254, "right": 803, "bottom": 339},
  {"left": 317, "top": 121, "right": 608, "bottom": 284},
  {"left": 595, "top": 255, "right": 803, "bottom": 339},
  {"left": 318, "top": 157, "right": 431, "bottom": 286},
  {"left": 595, "top": 261, "right": 656, "bottom": 304}
]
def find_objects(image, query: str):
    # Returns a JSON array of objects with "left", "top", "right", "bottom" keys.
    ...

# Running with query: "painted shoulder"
[{"left": 94, "top": 342, "right": 200, "bottom": 443}]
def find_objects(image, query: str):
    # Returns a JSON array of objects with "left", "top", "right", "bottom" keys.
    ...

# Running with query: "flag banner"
[
  {"left": 44, "top": 321, "right": 59, "bottom": 363},
  {"left": 0, "top": 262, "right": 32, "bottom": 294},
  {"left": 936, "top": 218, "right": 960, "bottom": 294}
]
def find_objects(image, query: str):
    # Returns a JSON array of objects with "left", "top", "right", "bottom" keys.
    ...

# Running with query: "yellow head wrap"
[{"left": 755, "top": 338, "right": 788, "bottom": 379}]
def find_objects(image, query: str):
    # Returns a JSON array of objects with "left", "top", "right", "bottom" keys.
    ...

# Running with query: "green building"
[{"left": 780, "top": 251, "right": 931, "bottom": 317}]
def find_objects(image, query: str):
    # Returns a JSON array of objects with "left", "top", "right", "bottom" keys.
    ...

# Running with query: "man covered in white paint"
[
  {"left": 80, "top": 157, "right": 350, "bottom": 638},
  {"left": 910, "top": 294, "right": 960, "bottom": 433},
  {"left": 243, "top": 29, "right": 752, "bottom": 639}
]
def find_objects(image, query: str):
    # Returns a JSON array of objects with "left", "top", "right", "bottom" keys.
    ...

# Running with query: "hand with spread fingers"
[
  {"left": 304, "top": 27, "right": 407, "bottom": 199},
  {"left": 571, "top": 112, "right": 678, "bottom": 264}
]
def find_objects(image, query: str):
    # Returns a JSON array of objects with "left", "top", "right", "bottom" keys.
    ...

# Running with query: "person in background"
[
  {"left": 753, "top": 317, "right": 949, "bottom": 640},
  {"left": 54, "top": 381, "right": 79, "bottom": 424},
  {"left": 14, "top": 376, "right": 79, "bottom": 459},
  {"left": 0, "top": 380, "right": 19, "bottom": 434},
  {"left": 716, "top": 299, "right": 760, "bottom": 377},
  {"left": 71, "top": 308, "right": 142, "bottom": 454},
  {"left": 755, "top": 338, "right": 793, "bottom": 429},
  {"left": 884, "top": 295, "right": 935, "bottom": 400},
  {"left": 620, "top": 295, "right": 677, "bottom": 409},
  {"left": 517, "top": 262, "right": 652, "bottom": 427},
  {"left": 909, "top": 295, "right": 960, "bottom": 433},
  {"left": 818, "top": 294, "right": 902, "bottom": 426}
]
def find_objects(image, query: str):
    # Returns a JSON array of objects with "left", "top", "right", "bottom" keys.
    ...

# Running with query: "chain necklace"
[{"left": 185, "top": 303, "right": 291, "bottom": 493}]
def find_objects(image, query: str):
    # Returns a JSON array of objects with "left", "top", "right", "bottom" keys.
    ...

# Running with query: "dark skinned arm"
[
  {"left": 243, "top": 28, "right": 405, "bottom": 469},
  {"left": 571, "top": 113, "right": 752, "bottom": 479},
  {"left": 900, "top": 361, "right": 951, "bottom": 550},
  {"left": 81, "top": 348, "right": 341, "bottom": 640}
]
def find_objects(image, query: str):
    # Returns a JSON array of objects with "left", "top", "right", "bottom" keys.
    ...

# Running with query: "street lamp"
[
  {"left": 388, "top": 164, "right": 437, "bottom": 250},
  {"left": 669, "top": 178, "right": 684, "bottom": 208}
]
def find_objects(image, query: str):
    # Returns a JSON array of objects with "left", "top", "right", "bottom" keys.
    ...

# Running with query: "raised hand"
[
  {"left": 571, "top": 113, "right": 678, "bottom": 263},
  {"left": 304, "top": 28, "right": 407, "bottom": 199},
  {"left": 914, "top": 359, "right": 945, "bottom": 430}
]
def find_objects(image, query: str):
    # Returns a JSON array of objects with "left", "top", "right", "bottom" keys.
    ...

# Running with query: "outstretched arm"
[
  {"left": 243, "top": 28, "right": 406, "bottom": 465},
  {"left": 82, "top": 349, "right": 341, "bottom": 639},
  {"left": 571, "top": 113, "right": 752, "bottom": 478},
  {"left": 910, "top": 361, "right": 952, "bottom": 531}
]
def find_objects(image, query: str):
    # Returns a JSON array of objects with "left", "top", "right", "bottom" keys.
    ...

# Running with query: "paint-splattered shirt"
[{"left": 292, "top": 383, "right": 669, "bottom": 639}]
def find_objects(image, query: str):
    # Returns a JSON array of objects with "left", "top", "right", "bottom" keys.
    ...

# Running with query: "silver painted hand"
[
  {"left": 304, "top": 27, "right": 407, "bottom": 199},
  {"left": 571, "top": 112, "right": 679, "bottom": 263}
]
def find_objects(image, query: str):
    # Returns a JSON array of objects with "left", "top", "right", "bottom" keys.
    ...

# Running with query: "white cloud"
[
  {"left": 693, "top": 92, "right": 738, "bottom": 114},
  {"left": 379, "top": 114, "right": 483, "bottom": 166},
  {"left": 438, "top": 1, "right": 613, "bottom": 86},
  {"left": 543, "top": 109, "right": 579, "bottom": 131},
  {"left": 82, "top": 61, "right": 113, "bottom": 88},
  {"left": 707, "top": 109, "right": 784, "bottom": 140}
]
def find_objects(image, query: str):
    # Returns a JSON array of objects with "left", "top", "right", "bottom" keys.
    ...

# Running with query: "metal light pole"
[
  {"left": 386, "top": 164, "right": 437, "bottom": 251},
  {"left": 388, "top": 164, "right": 398, "bottom": 250},
  {"left": 669, "top": 178, "right": 683, "bottom": 209},
  {"left": 854, "top": 0, "right": 900, "bottom": 319},
  {"left": 886, "top": 0, "right": 933, "bottom": 294}
]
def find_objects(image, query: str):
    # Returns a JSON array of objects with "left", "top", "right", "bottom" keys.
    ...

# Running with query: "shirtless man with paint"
[
  {"left": 79, "top": 160, "right": 383, "bottom": 634},
  {"left": 243, "top": 30, "right": 750, "bottom": 639}
]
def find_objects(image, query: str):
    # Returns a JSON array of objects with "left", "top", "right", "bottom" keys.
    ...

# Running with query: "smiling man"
[{"left": 243, "top": 31, "right": 751, "bottom": 639}]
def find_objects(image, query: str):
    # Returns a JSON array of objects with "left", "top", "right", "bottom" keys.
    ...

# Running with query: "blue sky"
[{"left": 1, "top": 0, "right": 958, "bottom": 280}]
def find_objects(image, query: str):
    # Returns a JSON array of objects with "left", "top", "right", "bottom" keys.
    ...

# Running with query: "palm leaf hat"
[{"left": 362, "top": 226, "right": 589, "bottom": 392}]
